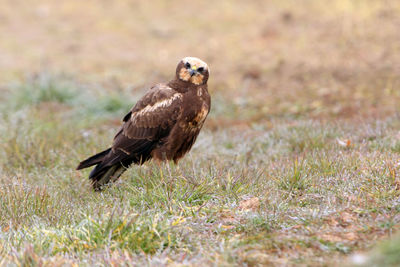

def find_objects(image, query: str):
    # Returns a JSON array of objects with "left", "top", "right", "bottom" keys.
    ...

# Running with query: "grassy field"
[{"left": 1, "top": 0, "right": 400, "bottom": 266}]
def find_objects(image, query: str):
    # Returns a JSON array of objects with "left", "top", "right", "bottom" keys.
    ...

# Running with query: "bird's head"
[{"left": 176, "top": 57, "right": 209, "bottom": 85}]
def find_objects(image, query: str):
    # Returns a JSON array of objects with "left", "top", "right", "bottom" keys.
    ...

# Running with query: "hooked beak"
[
  {"left": 189, "top": 66, "right": 198, "bottom": 77},
  {"left": 189, "top": 69, "right": 197, "bottom": 77}
]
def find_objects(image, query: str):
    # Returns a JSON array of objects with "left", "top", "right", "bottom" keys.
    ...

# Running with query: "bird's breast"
[
  {"left": 194, "top": 104, "right": 209, "bottom": 124},
  {"left": 178, "top": 101, "right": 209, "bottom": 130},
  {"left": 185, "top": 103, "right": 209, "bottom": 130}
]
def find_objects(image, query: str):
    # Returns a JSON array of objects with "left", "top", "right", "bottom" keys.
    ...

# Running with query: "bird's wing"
[
  {"left": 120, "top": 83, "right": 183, "bottom": 140},
  {"left": 104, "top": 84, "right": 183, "bottom": 165}
]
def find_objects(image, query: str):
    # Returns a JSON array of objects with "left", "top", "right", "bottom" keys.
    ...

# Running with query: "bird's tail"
[
  {"left": 89, "top": 163, "right": 126, "bottom": 191},
  {"left": 77, "top": 148, "right": 126, "bottom": 191},
  {"left": 76, "top": 148, "right": 111, "bottom": 170}
]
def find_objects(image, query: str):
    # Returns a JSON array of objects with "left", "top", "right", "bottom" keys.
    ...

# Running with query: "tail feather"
[
  {"left": 76, "top": 148, "right": 111, "bottom": 170},
  {"left": 77, "top": 144, "right": 153, "bottom": 191},
  {"left": 90, "top": 164, "right": 126, "bottom": 191}
]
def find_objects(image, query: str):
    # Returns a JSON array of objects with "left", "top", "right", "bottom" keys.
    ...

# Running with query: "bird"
[{"left": 77, "top": 57, "right": 211, "bottom": 191}]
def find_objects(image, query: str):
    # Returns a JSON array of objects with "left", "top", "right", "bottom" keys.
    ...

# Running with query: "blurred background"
[{"left": 1, "top": 0, "right": 399, "bottom": 125}]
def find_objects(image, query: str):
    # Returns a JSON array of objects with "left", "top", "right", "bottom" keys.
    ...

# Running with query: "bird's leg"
[
  {"left": 153, "top": 158, "right": 162, "bottom": 169},
  {"left": 175, "top": 164, "right": 181, "bottom": 172},
  {"left": 153, "top": 158, "right": 164, "bottom": 180},
  {"left": 166, "top": 160, "right": 172, "bottom": 177},
  {"left": 173, "top": 158, "right": 181, "bottom": 170}
]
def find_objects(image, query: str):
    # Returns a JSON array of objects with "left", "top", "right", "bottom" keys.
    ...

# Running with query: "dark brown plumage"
[{"left": 77, "top": 57, "right": 211, "bottom": 190}]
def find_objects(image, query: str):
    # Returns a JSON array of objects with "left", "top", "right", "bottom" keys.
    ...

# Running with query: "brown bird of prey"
[{"left": 77, "top": 57, "right": 211, "bottom": 190}]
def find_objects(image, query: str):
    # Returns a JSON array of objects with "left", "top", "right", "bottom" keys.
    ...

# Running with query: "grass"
[
  {"left": 1, "top": 0, "right": 400, "bottom": 265},
  {"left": 1, "top": 78, "right": 400, "bottom": 265}
]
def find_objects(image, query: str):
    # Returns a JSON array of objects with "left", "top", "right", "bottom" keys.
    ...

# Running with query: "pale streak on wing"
[{"left": 131, "top": 93, "right": 182, "bottom": 119}]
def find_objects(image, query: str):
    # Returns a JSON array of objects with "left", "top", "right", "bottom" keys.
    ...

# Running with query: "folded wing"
[{"left": 87, "top": 84, "right": 183, "bottom": 183}]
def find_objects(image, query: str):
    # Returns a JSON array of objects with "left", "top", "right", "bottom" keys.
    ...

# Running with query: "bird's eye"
[
  {"left": 197, "top": 67, "right": 204, "bottom": 72},
  {"left": 185, "top": 62, "right": 191, "bottom": 68}
]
